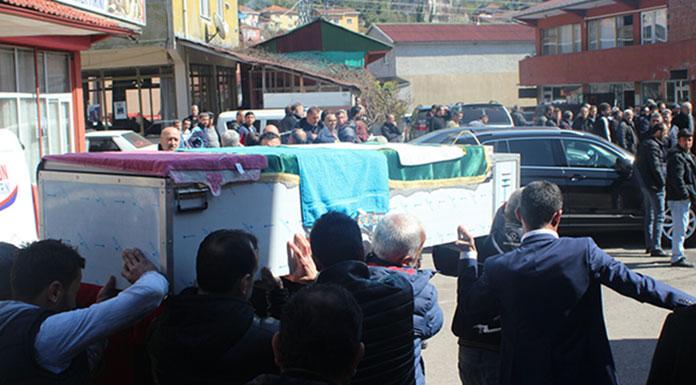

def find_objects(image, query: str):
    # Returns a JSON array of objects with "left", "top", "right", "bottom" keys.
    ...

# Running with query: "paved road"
[{"left": 421, "top": 232, "right": 696, "bottom": 385}]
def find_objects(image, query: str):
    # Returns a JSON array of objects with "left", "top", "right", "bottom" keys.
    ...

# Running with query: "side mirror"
[{"left": 615, "top": 157, "right": 633, "bottom": 177}]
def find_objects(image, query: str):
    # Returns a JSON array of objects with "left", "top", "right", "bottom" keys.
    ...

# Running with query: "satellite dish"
[{"left": 214, "top": 13, "right": 229, "bottom": 40}]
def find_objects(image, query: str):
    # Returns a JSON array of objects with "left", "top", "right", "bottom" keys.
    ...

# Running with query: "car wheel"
[{"left": 662, "top": 206, "right": 696, "bottom": 246}]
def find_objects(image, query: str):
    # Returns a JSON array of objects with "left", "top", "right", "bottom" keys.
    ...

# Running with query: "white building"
[{"left": 367, "top": 23, "right": 536, "bottom": 108}]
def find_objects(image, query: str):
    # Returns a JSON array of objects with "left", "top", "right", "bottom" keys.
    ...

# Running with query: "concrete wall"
[{"left": 369, "top": 40, "right": 534, "bottom": 108}]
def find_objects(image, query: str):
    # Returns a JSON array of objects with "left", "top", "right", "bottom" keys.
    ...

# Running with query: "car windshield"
[
  {"left": 455, "top": 105, "right": 511, "bottom": 126},
  {"left": 122, "top": 132, "right": 152, "bottom": 148}
]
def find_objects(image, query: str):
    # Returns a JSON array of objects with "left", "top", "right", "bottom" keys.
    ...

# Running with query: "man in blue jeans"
[
  {"left": 636, "top": 122, "right": 668, "bottom": 256},
  {"left": 666, "top": 128, "right": 696, "bottom": 267}
]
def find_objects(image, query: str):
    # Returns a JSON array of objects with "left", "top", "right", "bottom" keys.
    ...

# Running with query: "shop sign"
[{"left": 55, "top": 0, "right": 146, "bottom": 26}]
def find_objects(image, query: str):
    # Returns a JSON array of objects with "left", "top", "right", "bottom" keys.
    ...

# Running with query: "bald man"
[
  {"left": 263, "top": 124, "right": 280, "bottom": 136},
  {"left": 159, "top": 126, "right": 181, "bottom": 151}
]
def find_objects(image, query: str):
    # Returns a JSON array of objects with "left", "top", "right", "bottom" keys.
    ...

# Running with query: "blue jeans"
[
  {"left": 668, "top": 200, "right": 690, "bottom": 262},
  {"left": 642, "top": 187, "right": 665, "bottom": 251},
  {"left": 458, "top": 345, "right": 500, "bottom": 385}
]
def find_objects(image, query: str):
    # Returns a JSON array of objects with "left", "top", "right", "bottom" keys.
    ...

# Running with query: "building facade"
[
  {"left": 81, "top": 0, "right": 240, "bottom": 133},
  {"left": 314, "top": 7, "right": 361, "bottom": 32},
  {"left": 516, "top": 0, "right": 696, "bottom": 107},
  {"left": 259, "top": 5, "right": 298, "bottom": 33},
  {"left": 367, "top": 23, "right": 535, "bottom": 108},
  {"left": 0, "top": 0, "right": 136, "bottom": 179}
]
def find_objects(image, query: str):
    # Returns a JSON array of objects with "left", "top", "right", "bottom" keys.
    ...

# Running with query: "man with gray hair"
[
  {"left": 367, "top": 212, "right": 443, "bottom": 385},
  {"left": 674, "top": 102, "right": 694, "bottom": 133},
  {"left": 221, "top": 130, "right": 241, "bottom": 147}
]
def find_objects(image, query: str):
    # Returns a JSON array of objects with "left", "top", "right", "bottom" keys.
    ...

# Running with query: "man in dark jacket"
[
  {"left": 247, "top": 284, "right": 365, "bottom": 385},
  {"left": 455, "top": 188, "right": 523, "bottom": 385},
  {"left": 453, "top": 181, "right": 696, "bottom": 385},
  {"left": 510, "top": 106, "right": 529, "bottom": 127},
  {"left": 381, "top": 114, "right": 403, "bottom": 142},
  {"left": 368, "top": 213, "right": 443, "bottom": 385},
  {"left": 636, "top": 123, "right": 668, "bottom": 256},
  {"left": 615, "top": 109, "right": 638, "bottom": 154},
  {"left": 572, "top": 106, "right": 591, "bottom": 132},
  {"left": 299, "top": 107, "right": 324, "bottom": 143},
  {"left": 305, "top": 212, "right": 416, "bottom": 385},
  {"left": 593, "top": 103, "right": 612, "bottom": 141},
  {"left": 336, "top": 110, "right": 357, "bottom": 143},
  {"left": 665, "top": 129, "right": 696, "bottom": 267},
  {"left": 148, "top": 230, "right": 279, "bottom": 385},
  {"left": 279, "top": 103, "right": 304, "bottom": 133},
  {"left": 673, "top": 102, "right": 694, "bottom": 132},
  {"left": 559, "top": 110, "right": 573, "bottom": 130},
  {"left": 647, "top": 304, "right": 696, "bottom": 385},
  {"left": 535, "top": 105, "right": 554, "bottom": 127},
  {"left": 429, "top": 105, "right": 447, "bottom": 132}
]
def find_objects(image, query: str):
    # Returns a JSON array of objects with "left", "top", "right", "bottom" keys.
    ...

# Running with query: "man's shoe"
[
  {"left": 671, "top": 258, "right": 695, "bottom": 268},
  {"left": 651, "top": 249, "right": 668, "bottom": 257}
]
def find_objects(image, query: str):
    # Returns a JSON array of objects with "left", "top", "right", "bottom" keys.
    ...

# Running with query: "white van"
[
  {"left": 0, "top": 129, "right": 37, "bottom": 246},
  {"left": 216, "top": 109, "right": 286, "bottom": 134}
]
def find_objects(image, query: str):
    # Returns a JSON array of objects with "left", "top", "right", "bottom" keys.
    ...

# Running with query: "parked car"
[
  {"left": 450, "top": 103, "right": 514, "bottom": 128},
  {"left": 407, "top": 103, "right": 514, "bottom": 141},
  {"left": 86, "top": 130, "right": 157, "bottom": 152},
  {"left": 406, "top": 105, "right": 435, "bottom": 141},
  {"left": 217, "top": 109, "right": 286, "bottom": 134},
  {"left": 412, "top": 126, "right": 696, "bottom": 244}
]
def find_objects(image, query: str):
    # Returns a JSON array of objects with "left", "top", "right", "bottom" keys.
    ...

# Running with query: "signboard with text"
[{"left": 54, "top": 0, "right": 146, "bottom": 26}]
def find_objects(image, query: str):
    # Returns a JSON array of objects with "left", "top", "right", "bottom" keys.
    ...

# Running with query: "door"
[
  {"left": 560, "top": 138, "right": 639, "bottom": 220},
  {"left": 492, "top": 138, "right": 567, "bottom": 188}
]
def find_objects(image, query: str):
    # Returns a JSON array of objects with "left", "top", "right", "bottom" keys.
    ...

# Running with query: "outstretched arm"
[{"left": 588, "top": 240, "right": 695, "bottom": 309}]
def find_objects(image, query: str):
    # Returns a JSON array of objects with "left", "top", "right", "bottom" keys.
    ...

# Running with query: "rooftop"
[
  {"left": 239, "top": 5, "right": 260, "bottom": 14},
  {"left": 371, "top": 23, "right": 535, "bottom": 43},
  {"left": 260, "top": 4, "right": 297, "bottom": 15}
]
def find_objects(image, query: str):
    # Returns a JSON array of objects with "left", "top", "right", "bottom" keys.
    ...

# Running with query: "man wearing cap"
[{"left": 666, "top": 129, "right": 696, "bottom": 267}]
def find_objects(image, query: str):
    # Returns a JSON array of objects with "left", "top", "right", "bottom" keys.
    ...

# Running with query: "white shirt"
[
  {"left": 520, "top": 228, "right": 559, "bottom": 243},
  {"left": 205, "top": 126, "right": 220, "bottom": 148},
  {"left": 33, "top": 271, "right": 169, "bottom": 373}
]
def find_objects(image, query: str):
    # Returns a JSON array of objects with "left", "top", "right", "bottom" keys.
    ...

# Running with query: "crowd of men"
[
  {"left": 2, "top": 180, "right": 696, "bottom": 385},
  {"left": 515, "top": 100, "right": 696, "bottom": 268},
  {"left": 156, "top": 100, "right": 405, "bottom": 152}
]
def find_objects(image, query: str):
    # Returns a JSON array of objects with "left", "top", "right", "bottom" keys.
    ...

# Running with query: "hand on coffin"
[
  {"left": 285, "top": 233, "right": 318, "bottom": 284},
  {"left": 121, "top": 248, "right": 158, "bottom": 284}
]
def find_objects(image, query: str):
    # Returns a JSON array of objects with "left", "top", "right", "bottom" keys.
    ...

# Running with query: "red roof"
[
  {"left": 374, "top": 23, "right": 535, "bottom": 43},
  {"left": 261, "top": 4, "right": 295, "bottom": 14},
  {"left": 0, "top": 0, "right": 133, "bottom": 32},
  {"left": 238, "top": 5, "right": 259, "bottom": 14}
]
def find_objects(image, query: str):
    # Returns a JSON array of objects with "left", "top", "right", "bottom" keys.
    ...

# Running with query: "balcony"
[{"left": 519, "top": 39, "right": 696, "bottom": 86}]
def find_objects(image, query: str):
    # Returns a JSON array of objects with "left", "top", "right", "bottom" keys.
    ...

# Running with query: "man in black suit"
[{"left": 453, "top": 181, "right": 696, "bottom": 385}]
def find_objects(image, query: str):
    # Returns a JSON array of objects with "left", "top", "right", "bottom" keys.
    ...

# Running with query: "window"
[
  {"left": 641, "top": 82, "right": 662, "bottom": 103},
  {"left": 508, "top": 139, "right": 558, "bottom": 167},
  {"left": 347, "top": 18, "right": 353, "bottom": 24},
  {"left": 0, "top": 48, "right": 16, "bottom": 92},
  {"left": 642, "top": 8, "right": 667, "bottom": 44},
  {"left": 588, "top": 15, "right": 633, "bottom": 50},
  {"left": 542, "top": 24, "right": 581, "bottom": 55},
  {"left": 88, "top": 138, "right": 120, "bottom": 152},
  {"left": 200, "top": 0, "right": 210, "bottom": 18},
  {"left": 189, "top": 64, "right": 213, "bottom": 112},
  {"left": 562, "top": 140, "right": 618, "bottom": 168},
  {"left": 667, "top": 80, "right": 690, "bottom": 104}
]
